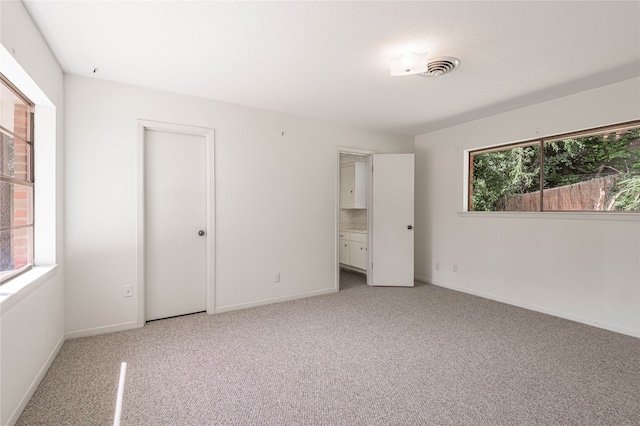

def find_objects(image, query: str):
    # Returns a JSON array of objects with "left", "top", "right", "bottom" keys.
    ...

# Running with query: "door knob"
[
  {"left": 198, "top": 230, "right": 206, "bottom": 236},
  {"left": 407, "top": 225, "right": 413, "bottom": 230}
]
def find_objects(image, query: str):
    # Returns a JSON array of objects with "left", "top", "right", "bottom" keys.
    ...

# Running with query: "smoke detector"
[{"left": 418, "top": 57, "right": 460, "bottom": 78}]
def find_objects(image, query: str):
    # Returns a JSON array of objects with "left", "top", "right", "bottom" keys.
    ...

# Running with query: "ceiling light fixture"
[{"left": 389, "top": 51, "right": 429, "bottom": 76}]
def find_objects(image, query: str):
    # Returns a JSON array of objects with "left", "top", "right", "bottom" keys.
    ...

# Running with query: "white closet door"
[{"left": 145, "top": 129, "right": 207, "bottom": 320}]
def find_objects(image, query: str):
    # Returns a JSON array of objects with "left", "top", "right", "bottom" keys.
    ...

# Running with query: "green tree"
[
  {"left": 472, "top": 145, "right": 539, "bottom": 211},
  {"left": 611, "top": 175, "right": 640, "bottom": 210},
  {"left": 544, "top": 129, "right": 639, "bottom": 188}
]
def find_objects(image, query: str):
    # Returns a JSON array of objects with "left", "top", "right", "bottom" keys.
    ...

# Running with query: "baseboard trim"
[
  {"left": 216, "top": 288, "right": 337, "bottom": 314},
  {"left": 415, "top": 275, "right": 429, "bottom": 284},
  {"left": 416, "top": 275, "right": 639, "bottom": 339},
  {"left": 65, "top": 321, "right": 140, "bottom": 340},
  {"left": 5, "top": 333, "right": 65, "bottom": 426}
]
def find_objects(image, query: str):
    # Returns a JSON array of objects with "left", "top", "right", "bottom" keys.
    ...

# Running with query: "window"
[
  {"left": 1, "top": 74, "right": 34, "bottom": 283},
  {"left": 469, "top": 121, "right": 640, "bottom": 212}
]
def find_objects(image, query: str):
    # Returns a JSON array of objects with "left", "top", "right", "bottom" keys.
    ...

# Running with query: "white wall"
[
  {"left": 64, "top": 75, "right": 414, "bottom": 336},
  {"left": 0, "top": 1, "right": 65, "bottom": 425},
  {"left": 415, "top": 78, "right": 640, "bottom": 337}
]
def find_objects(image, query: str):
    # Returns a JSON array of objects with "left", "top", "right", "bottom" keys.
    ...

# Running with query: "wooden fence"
[{"left": 497, "top": 176, "right": 617, "bottom": 211}]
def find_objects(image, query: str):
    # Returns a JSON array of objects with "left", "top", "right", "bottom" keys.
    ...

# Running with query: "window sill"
[
  {"left": 0, "top": 265, "right": 59, "bottom": 314},
  {"left": 458, "top": 211, "right": 640, "bottom": 222}
]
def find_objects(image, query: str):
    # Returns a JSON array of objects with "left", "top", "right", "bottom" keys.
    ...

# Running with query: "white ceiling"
[{"left": 23, "top": 1, "right": 640, "bottom": 136}]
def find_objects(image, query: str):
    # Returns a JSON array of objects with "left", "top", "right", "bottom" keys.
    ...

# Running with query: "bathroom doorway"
[
  {"left": 336, "top": 148, "right": 416, "bottom": 290},
  {"left": 337, "top": 150, "right": 371, "bottom": 290}
]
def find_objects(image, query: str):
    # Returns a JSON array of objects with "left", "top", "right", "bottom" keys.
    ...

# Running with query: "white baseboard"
[
  {"left": 415, "top": 275, "right": 639, "bottom": 339},
  {"left": 5, "top": 333, "right": 65, "bottom": 426},
  {"left": 67, "top": 289, "right": 339, "bottom": 337},
  {"left": 415, "top": 275, "right": 430, "bottom": 284},
  {"left": 215, "top": 288, "right": 337, "bottom": 314},
  {"left": 65, "top": 321, "right": 140, "bottom": 340}
]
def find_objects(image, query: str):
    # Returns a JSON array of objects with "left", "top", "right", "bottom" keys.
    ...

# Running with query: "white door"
[
  {"left": 370, "top": 154, "right": 414, "bottom": 287},
  {"left": 145, "top": 129, "right": 207, "bottom": 321}
]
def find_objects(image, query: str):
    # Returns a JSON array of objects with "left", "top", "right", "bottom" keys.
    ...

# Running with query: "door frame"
[
  {"left": 137, "top": 120, "right": 215, "bottom": 327},
  {"left": 336, "top": 146, "right": 375, "bottom": 290}
]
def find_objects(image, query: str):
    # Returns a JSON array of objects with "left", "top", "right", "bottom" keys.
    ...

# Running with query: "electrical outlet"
[
  {"left": 453, "top": 264, "right": 458, "bottom": 273},
  {"left": 123, "top": 285, "right": 133, "bottom": 298},
  {"left": 435, "top": 262, "right": 440, "bottom": 271},
  {"left": 274, "top": 272, "right": 280, "bottom": 283}
]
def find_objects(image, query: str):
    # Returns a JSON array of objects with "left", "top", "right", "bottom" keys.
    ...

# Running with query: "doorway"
[
  {"left": 338, "top": 150, "right": 372, "bottom": 290},
  {"left": 336, "top": 148, "right": 415, "bottom": 290},
  {"left": 137, "top": 121, "right": 215, "bottom": 325}
]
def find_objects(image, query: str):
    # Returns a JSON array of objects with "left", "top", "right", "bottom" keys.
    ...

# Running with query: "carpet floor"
[{"left": 16, "top": 270, "right": 640, "bottom": 425}]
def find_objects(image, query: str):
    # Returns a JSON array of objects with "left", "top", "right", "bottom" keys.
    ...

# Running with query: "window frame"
[
  {"left": 1, "top": 73, "right": 35, "bottom": 284},
  {"left": 467, "top": 120, "right": 640, "bottom": 213}
]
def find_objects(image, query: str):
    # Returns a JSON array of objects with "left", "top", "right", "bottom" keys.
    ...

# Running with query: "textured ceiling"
[{"left": 23, "top": 1, "right": 640, "bottom": 136}]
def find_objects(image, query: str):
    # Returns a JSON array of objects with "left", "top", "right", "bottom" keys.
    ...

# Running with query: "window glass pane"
[
  {"left": 471, "top": 143, "right": 540, "bottom": 211},
  {"left": 1, "top": 131, "right": 13, "bottom": 178},
  {"left": 13, "top": 134, "right": 30, "bottom": 181},
  {"left": 0, "top": 181, "right": 33, "bottom": 226},
  {"left": 0, "top": 130, "right": 30, "bottom": 180},
  {"left": 0, "top": 180, "right": 11, "bottom": 227},
  {"left": 0, "top": 227, "right": 33, "bottom": 277},
  {"left": 0, "top": 81, "right": 30, "bottom": 141},
  {"left": 12, "top": 226, "right": 33, "bottom": 269},
  {"left": 0, "top": 229, "right": 12, "bottom": 278},
  {"left": 543, "top": 127, "right": 640, "bottom": 211}
]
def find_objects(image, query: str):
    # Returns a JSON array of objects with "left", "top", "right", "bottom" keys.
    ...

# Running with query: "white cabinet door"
[
  {"left": 364, "top": 242, "right": 368, "bottom": 269},
  {"left": 339, "top": 238, "right": 349, "bottom": 264},
  {"left": 348, "top": 241, "right": 365, "bottom": 269},
  {"left": 340, "top": 164, "right": 355, "bottom": 208},
  {"left": 340, "top": 162, "right": 367, "bottom": 209},
  {"left": 353, "top": 162, "right": 367, "bottom": 208}
]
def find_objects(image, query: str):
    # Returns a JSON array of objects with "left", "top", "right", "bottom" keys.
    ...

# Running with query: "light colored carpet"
[{"left": 17, "top": 270, "right": 640, "bottom": 425}]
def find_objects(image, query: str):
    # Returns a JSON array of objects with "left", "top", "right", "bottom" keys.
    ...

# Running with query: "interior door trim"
[{"left": 137, "top": 120, "right": 215, "bottom": 327}]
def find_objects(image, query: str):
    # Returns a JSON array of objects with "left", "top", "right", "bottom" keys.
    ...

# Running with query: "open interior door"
[{"left": 369, "top": 153, "right": 414, "bottom": 287}]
